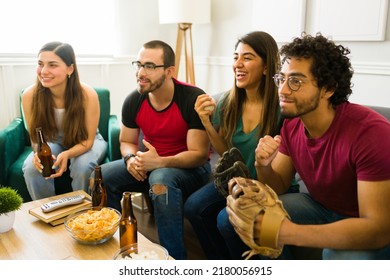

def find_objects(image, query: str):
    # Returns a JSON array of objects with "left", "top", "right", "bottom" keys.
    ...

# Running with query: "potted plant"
[{"left": 0, "top": 186, "right": 23, "bottom": 233}]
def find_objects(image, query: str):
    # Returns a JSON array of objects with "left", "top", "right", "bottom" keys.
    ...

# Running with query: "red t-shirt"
[
  {"left": 122, "top": 79, "right": 206, "bottom": 157},
  {"left": 279, "top": 102, "right": 390, "bottom": 217}
]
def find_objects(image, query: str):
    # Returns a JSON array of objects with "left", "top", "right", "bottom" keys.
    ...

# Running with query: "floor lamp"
[{"left": 158, "top": 0, "right": 211, "bottom": 85}]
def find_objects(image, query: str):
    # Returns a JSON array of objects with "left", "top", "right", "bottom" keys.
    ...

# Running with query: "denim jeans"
[
  {"left": 99, "top": 159, "right": 211, "bottom": 260},
  {"left": 23, "top": 132, "right": 107, "bottom": 200},
  {"left": 217, "top": 192, "right": 390, "bottom": 260},
  {"left": 184, "top": 181, "right": 231, "bottom": 259}
]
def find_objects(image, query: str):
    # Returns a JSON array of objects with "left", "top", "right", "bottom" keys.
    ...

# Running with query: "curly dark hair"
[{"left": 280, "top": 33, "right": 354, "bottom": 106}]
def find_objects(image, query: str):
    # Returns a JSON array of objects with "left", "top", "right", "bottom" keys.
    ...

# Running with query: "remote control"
[{"left": 41, "top": 194, "right": 85, "bottom": 213}]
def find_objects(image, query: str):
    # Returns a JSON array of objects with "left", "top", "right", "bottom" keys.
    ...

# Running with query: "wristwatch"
[{"left": 123, "top": 153, "right": 135, "bottom": 165}]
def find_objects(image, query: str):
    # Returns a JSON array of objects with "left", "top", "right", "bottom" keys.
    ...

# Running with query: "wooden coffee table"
[{"left": 0, "top": 192, "right": 155, "bottom": 260}]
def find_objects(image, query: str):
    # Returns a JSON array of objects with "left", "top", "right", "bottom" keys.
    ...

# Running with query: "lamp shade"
[{"left": 158, "top": 0, "right": 211, "bottom": 24}]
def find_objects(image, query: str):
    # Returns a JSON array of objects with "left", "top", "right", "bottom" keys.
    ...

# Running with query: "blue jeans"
[
  {"left": 217, "top": 192, "right": 390, "bottom": 260},
  {"left": 99, "top": 159, "right": 211, "bottom": 260},
  {"left": 23, "top": 132, "right": 107, "bottom": 200},
  {"left": 184, "top": 181, "right": 231, "bottom": 259}
]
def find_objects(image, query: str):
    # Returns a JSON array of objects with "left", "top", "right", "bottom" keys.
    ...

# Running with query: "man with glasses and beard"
[
  {"left": 97, "top": 40, "right": 211, "bottom": 260},
  {"left": 220, "top": 33, "right": 390, "bottom": 260}
]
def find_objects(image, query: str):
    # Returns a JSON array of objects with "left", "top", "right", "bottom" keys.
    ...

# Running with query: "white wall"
[{"left": 1, "top": 0, "right": 390, "bottom": 128}]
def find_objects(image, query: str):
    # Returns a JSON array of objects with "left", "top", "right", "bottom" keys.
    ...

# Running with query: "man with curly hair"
[{"left": 220, "top": 33, "right": 390, "bottom": 259}]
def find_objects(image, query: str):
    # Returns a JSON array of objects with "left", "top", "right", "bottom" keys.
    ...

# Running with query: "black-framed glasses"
[
  {"left": 131, "top": 61, "right": 167, "bottom": 73},
  {"left": 273, "top": 74, "right": 305, "bottom": 92}
]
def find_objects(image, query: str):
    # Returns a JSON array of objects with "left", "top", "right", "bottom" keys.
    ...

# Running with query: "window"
[{"left": 0, "top": 0, "right": 115, "bottom": 54}]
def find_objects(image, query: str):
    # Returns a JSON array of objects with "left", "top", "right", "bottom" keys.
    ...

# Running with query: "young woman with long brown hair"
[
  {"left": 184, "top": 31, "right": 286, "bottom": 259},
  {"left": 22, "top": 42, "right": 107, "bottom": 200}
]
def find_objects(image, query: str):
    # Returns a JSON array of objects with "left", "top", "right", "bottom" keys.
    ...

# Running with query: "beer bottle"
[
  {"left": 91, "top": 165, "right": 107, "bottom": 208},
  {"left": 36, "top": 127, "right": 54, "bottom": 177},
  {"left": 119, "top": 192, "right": 138, "bottom": 249}
]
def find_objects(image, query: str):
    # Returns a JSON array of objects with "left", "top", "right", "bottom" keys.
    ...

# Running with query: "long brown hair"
[
  {"left": 220, "top": 31, "right": 280, "bottom": 146},
  {"left": 29, "top": 42, "right": 87, "bottom": 148}
]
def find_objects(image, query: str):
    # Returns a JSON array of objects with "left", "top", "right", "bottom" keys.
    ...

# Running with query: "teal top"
[{"left": 213, "top": 94, "right": 258, "bottom": 179}]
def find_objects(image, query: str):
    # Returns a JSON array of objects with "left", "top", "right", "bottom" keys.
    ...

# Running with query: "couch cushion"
[
  {"left": 0, "top": 118, "right": 26, "bottom": 185},
  {"left": 8, "top": 147, "right": 33, "bottom": 202},
  {"left": 95, "top": 87, "right": 110, "bottom": 141}
]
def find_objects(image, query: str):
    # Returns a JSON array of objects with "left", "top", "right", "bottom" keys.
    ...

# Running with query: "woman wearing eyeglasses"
[{"left": 184, "top": 31, "right": 296, "bottom": 259}]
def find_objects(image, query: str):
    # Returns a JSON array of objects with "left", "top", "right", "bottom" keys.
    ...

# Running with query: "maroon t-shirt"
[
  {"left": 279, "top": 102, "right": 390, "bottom": 217},
  {"left": 122, "top": 79, "right": 205, "bottom": 157}
]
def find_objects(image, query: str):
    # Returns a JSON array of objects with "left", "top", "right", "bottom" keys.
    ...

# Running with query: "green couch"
[{"left": 0, "top": 87, "right": 121, "bottom": 202}]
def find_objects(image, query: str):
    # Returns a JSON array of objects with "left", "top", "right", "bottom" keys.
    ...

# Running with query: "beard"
[
  {"left": 280, "top": 90, "right": 321, "bottom": 119},
  {"left": 137, "top": 73, "right": 166, "bottom": 94}
]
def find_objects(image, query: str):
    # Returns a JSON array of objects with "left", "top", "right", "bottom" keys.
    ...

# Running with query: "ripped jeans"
[{"left": 98, "top": 159, "right": 211, "bottom": 260}]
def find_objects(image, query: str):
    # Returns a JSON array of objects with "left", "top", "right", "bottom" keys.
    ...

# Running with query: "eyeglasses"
[
  {"left": 273, "top": 74, "right": 305, "bottom": 92},
  {"left": 131, "top": 61, "right": 167, "bottom": 73}
]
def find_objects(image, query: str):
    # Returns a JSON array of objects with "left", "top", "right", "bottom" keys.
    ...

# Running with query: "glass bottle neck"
[
  {"left": 94, "top": 167, "right": 103, "bottom": 181},
  {"left": 121, "top": 192, "right": 134, "bottom": 217}
]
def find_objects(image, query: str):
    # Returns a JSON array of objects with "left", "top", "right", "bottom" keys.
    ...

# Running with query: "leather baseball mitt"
[
  {"left": 213, "top": 147, "right": 251, "bottom": 197},
  {"left": 226, "top": 177, "right": 290, "bottom": 259}
]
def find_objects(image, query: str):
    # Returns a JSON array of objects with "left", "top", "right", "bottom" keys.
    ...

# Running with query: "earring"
[{"left": 68, "top": 74, "right": 71, "bottom": 78}]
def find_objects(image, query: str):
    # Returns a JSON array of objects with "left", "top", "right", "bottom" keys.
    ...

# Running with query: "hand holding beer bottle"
[{"left": 36, "top": 127, "right": 55, "bottom": 177}]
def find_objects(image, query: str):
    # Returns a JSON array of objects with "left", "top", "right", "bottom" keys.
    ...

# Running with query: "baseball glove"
[
  {"left": 213, "top": 147, "right": 251, "bottom": 197},
  {"left": 226, "top": 177, "right": 290, "bottom": 259}
]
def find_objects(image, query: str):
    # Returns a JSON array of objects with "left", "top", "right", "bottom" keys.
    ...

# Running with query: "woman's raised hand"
[{"left": 194, "top": 94, "right": 216, "bottom": 124}]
